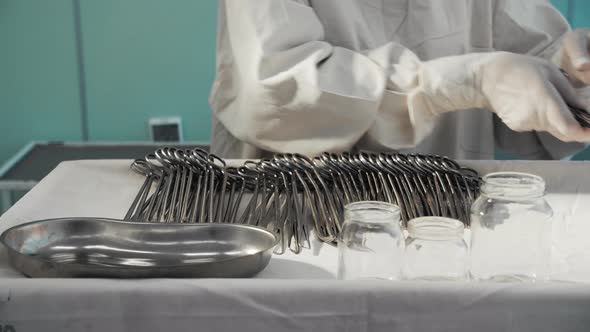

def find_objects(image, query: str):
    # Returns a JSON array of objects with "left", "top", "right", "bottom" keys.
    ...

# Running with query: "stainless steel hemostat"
[{"left": 125, "top": 149, "right": 481, "bottom": 255}]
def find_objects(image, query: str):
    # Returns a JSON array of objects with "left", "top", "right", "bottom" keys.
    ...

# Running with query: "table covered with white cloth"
[{"left": 1, "top": 160, "right": 590, "bottom": 331}]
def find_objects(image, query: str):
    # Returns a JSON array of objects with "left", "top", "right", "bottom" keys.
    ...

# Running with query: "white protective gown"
[{"left": 209, "top": 0, "right": 584, "bottom": 160}]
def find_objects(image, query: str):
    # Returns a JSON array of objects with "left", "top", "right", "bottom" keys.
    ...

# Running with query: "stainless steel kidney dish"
[{"left": 0, "top": 218, "right": 278, "bottom": 278}]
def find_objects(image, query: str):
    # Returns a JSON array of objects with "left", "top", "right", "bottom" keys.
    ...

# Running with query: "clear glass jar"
[
  {"left": 470, "top": 172, "right": 553, "bottom": 282},
  {"left": 337, "top": 202, "right": 404, "bottom": 280},
  {"left": 403, "top": 217, "right": 468, "bottom": 281}
]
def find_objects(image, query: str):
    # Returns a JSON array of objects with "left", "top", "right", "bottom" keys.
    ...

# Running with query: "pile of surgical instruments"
[
  {"left": 560, "top": 69, "right": 590, "bottom": 128},
  {"left": 571, "top": 104, "right": 590, "bottom": 128},
  {"left": 125, "top": 148, "right": 481, "bottom": 254}
]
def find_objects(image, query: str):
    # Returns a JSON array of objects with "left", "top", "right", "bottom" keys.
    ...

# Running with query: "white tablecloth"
[{"left": 1, "top": 160, "right": 590, "bottom": 331}]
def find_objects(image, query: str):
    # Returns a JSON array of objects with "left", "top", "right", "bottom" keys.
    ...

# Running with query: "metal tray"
[{"left": 0, "top": 218, "right": 278, "bottom": 278}]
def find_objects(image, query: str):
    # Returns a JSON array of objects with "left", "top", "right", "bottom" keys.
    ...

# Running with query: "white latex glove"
[
  {"left": 417, "top": 52, "right": 590, "bottom": 142},
  {"left": 557, "top": 29, "right": 590, "bottom": 87}
]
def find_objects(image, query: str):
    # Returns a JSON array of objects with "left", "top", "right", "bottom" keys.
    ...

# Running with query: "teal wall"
[
  {"left": 0, "top": 0, "right": 588, "bottom": 164},
  {"left": 0, "top": 0, "right": 82, "bottom": 164},
  {"left": 571, "top": 1, "right": 590, "bottom": 28},
  {"left": 551, "top": 0, "right": 569, "bottom": 18},
  {"left": 80, "top": 0, "right": 216, "bottom": 141},
  {"left": 0, "top": 0, "right": 216, "bottom": 165}
]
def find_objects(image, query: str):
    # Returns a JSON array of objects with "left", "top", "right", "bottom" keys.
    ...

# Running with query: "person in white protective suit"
[{"left": 209, "top": 0, "right": 590, "bottom": 160}]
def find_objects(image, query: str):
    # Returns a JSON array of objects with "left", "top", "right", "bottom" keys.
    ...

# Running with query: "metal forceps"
[
  {"left": 272, "top": 156, "right": 311, "bottom": 253},
  {"left": 283, "top": 154, "right": 338, "bottom": 244},
  {"left": 124, "top": 149, "right": 483, "bottom": 253},
  {"left": 125, "top": 159, "right": 159, "bottom": 221}
]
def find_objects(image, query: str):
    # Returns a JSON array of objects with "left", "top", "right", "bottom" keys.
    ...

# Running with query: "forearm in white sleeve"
[
  {"left": 493, "top": 0, "right": 570, "bottom": 60},
  {"left": 219, "top": 0, "right": 434, "bottom": 155}
]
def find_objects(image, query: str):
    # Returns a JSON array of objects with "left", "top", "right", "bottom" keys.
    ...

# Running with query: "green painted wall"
[
  {"left": 0, "top": 0, "right": 82, "bottom": 164},
  {"left": 0, "top": 0, "right": 589, "bottom": 164},
  {"left": 551, "top": 0, "right": 570, "bottom": 18},
  {"left": 0, "top": 0, "right": 216, "bottom": 167},
  {"left": 80, "top": 0, "right": 216, "bottom": 142},
  {"left": 571, "top": 0, "right": 590, "bottom": 28}
]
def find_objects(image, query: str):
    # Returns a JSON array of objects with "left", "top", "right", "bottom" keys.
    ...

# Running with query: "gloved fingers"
[
  {"left": 564, "top": 125, "right": 590, "bottom": 142},
  {"left": 546, "top": 119, "right": 590, "bottom": 142},
  {"left": 548, "top": 126, "right": 590, "bottom": 143},
  {"left": 545, "top": 84, "right": 590, "bottom": 142},
  {"left": 549, "top": 66, "right": 588, "bottom": 110},
  {"left": 547, "top": 128, "right": 573, "bottom": 142},
  {"left": 571, "top": 69, "right": 590, "bottom": 86},
  {"left": 562, "top": 29, "right": 590, "bottom": 85},
  {"left": 572, "top": 127, "right": 590, "bottom": 142},
  {"left": 563, "top": 29, "right": 590, "bottom": 71}
]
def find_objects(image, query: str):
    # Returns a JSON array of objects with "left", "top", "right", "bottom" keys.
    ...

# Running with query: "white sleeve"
[
  {"left": 493, "top": 0, "right": 570, "bottom": 59},
  {"left": 217, "top": 0, "right": 431, "bottom": 155}
]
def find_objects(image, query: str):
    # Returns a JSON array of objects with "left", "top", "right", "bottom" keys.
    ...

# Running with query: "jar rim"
[
  {"left": 344, "top": 201, "right": 400, "bottom": 223},
  {"left": 407, "top": 217, "right": 464, "bottom": 240},
  {"left": 481, "top": 172, "right": 545, "bottom": 198}
]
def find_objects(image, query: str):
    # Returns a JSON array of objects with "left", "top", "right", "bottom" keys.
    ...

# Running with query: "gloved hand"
[
  {"left": 557, "top": 28, "right": 590, "bottom": 87},
  {"left": 417, "top": 52, "right": 590, "bottom": 142}
]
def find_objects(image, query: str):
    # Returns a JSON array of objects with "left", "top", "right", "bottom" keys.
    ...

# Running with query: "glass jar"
[
  {"left": 337, "top": 202, "right": 404, "bottom": 280},
  {"left": 403, "top": 217, "right": 468, "bottom": 281},
  {"left": 470, "top": 172, "right": 553, "bottom": 282}
]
